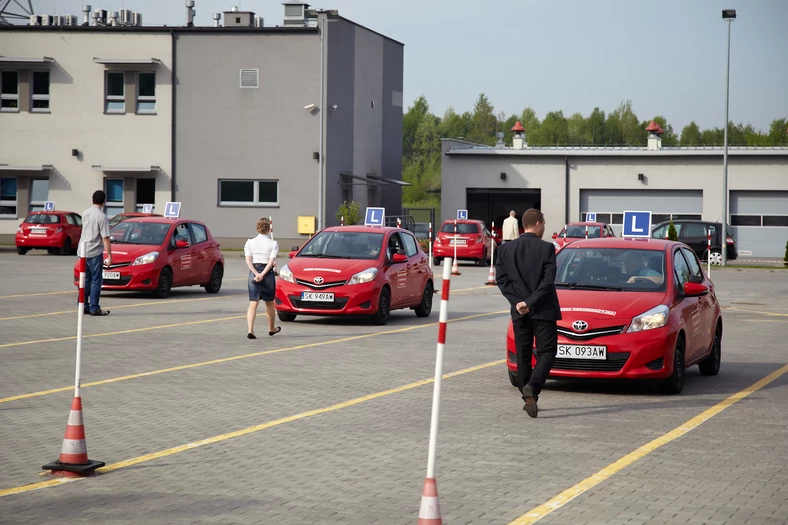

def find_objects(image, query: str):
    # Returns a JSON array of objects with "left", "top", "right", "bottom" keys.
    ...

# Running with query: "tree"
[
  {"left": 336, "top": 201, "right": 361, "bottom": 225},
  {"left": 567, "top": 112, "right": 588, "bottom": 145},
  {"left": 610, "top": 100, "right": 642, "bottom": 146},
  {"left": 468, "top": 93, "right": 497, "bottom": 145},
  {"left": 585, "top": 107, "right": 606, "bottom": 144},
  {"left": 667, "top": 219, "right": 678, "bottom": 241},
  {"left": 519, "top": 107, "right": 541, "bottom": 144},
  {"left": 680, "top": 121, "right": 702, "bottom": 146},
  {"left": 533, "top": 110, "right": 568, "bottom": 145},
  {"left": 439, "top": 106, "right": 472, "bottom": 141},
  {"left": 403, "top": 96, "right": 429, "bottom": 159},
  {"left": 768, "top": 118, "right": 788, "bottom": 146}
]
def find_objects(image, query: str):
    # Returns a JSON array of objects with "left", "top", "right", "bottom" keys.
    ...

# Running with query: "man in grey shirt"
[{"left": 79, "top": 190, "right": 113, "bottom": 316}]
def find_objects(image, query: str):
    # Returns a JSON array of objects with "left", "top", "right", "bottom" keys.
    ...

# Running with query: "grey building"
[
  {"left": 0, "top": 2, "right": 404, "bottom": 249},
  {"left": 441, "top": 126, "right": 788, "bottom": 258}
]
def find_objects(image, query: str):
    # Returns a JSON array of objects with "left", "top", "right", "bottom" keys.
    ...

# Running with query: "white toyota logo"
[
  {"left": 313, "top": 277, "right": 324, "bottom": 285},
  {"left": 572, "top": 320, "right": 589, "bottom": 332}
]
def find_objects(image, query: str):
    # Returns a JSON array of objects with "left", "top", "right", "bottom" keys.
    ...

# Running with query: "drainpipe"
[
  {"left": 564, "top": 156, "right": 570, "bottom": 224},
  {"left": 170, "top": 31, "right": 177, "bottom": 202}
]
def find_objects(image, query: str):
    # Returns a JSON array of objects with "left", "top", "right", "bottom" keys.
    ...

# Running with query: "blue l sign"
[
  {"left": 622, "top": 211, "right": 652, "bottom": 237},
  {"left": 585, "top": 212, "right": 597, "bottom": 222},
  {"left": 457, "top": 209, "right": 468, "bottom": 220},
  {"left": 142, "top": 204, "right": 153, "bottom": 214},
  {"left": 364, "top": 207, "right": 385, "bottom": 227},
  {"left": 44, "top": 201, "right": 55, "bottom": 212},
  {"left": 164, "top": 202, "right": 181, "bottom": 219}
]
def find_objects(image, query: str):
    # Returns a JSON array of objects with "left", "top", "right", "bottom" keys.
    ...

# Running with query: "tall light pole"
[{"left": 721, "top": 8, "right": 736, "bottom": 266}]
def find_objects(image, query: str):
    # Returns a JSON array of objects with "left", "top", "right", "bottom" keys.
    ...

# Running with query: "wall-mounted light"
[
  {"left": 313, "top": 152, "right": 320, "bottom": 161},
  {"left": 500, "top": 172, "right": 507, "bottom": 180},
  {"left": 637, "top": 173, "right": 644, "bottom": 182},
  {"left": 72, "top": 149, "right": 79, "bottom": 157}
]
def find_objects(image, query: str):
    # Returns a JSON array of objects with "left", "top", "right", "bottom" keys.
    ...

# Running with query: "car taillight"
[
  {"left": 55, "top": 227, "right": 63, "bottom": 233},
  {"left": 477, "top": 235, "right": 484, "bottom": 244},
  {"left": 726, "top": 236, "right": 734, "bottom": 244}
]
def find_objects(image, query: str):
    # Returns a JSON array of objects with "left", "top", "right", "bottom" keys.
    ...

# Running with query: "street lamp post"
[{"left": 721, "top": 8, "right": 736, "bottom": 266}]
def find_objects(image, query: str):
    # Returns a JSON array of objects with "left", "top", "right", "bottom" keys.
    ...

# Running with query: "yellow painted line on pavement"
[
  {"left": 508, "top": 362, "right": 788, "bottom": 525},
  {"left": 0, "top": 309, "right": 509, "bottom": 404},
  {"left": 1, "top": 359, "right": 505, "bottom": 498},
  {"left": 0, "top": 290, "right": 73, "bottom": 300},
  {"left": 725, "top": 307, "right": 788, "bottom": 318}
]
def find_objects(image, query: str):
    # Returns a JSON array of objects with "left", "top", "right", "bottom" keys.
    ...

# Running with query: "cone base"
[
  {"left": 43, "top": 459, "right": 105, "bottom": 477},
  {"left": 451, "top": 271, "right": 461, "bottom": 276},
  {"left": 484, "top": 281, "right": 497, "bottom": 286}
]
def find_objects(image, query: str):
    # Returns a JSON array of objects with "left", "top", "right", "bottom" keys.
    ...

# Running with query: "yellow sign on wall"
[{"left": 298, "top": 215, "right": 317, "bottom": 235}]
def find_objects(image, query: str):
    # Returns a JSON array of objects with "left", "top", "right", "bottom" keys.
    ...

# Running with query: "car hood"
[
  {"left": 285, "top": 257, "right": 381, "bottom": 281},
  {"left": 105, "top": 244, "right": 163, "bottom": 262},
  {"left": 557, "top": 289, "right": 667, "bottom": 326}
]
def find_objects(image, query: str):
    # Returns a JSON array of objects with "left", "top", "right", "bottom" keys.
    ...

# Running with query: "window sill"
[
  {"left": 0, "top": 216, "right": 19, "bottom": 220},
  {"left": 218, "top": 203, "right": 280, "bottom": 208},
  {"left": 135, "top": 111, "right": 157, "bottom": 116},
  {"left": 30, "top": 109, "right": 51, "bottom": 114},
  {"left": 0, "top": 109, "right": 20, "bottom": 113},
  {"left": 104, "top": 111, "right": 126, "bottom": 115}
]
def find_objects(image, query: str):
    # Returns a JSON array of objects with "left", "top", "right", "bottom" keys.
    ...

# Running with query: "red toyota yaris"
[
  {"left": 506, "top": 238, "right": 722, "bottom": 394},
  {"left": 15, "top": 210, "right": 83, "bottom": 255},
  {"left": 275, "top": 226, "right": 434, "bottom": 325},
  {"left": 432, "top": 219, "right": 496, "bottom": 266}
]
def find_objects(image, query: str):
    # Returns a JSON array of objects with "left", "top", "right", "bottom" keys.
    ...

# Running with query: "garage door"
[
  {"left": 580, "top": 189, "right": 703, "bottom": 236},
  {"left": 730, "top": 191, "right": 788, "bottom": 258},
  {"left": 466, "top": 188, "right": 541, "bottom": 228}
]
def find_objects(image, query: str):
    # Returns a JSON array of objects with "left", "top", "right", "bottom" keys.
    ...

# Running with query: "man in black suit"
[{"left": 495, "top": 208, "right": 561, "bottom": 418}]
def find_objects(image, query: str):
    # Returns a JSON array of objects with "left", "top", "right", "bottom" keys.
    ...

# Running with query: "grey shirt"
[{"left": 79, "top": 206, "right": 110, "bottom": 258}]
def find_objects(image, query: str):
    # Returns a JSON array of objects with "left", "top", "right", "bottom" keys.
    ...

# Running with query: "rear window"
[
  {"left": 562, "top": 225, "right": 601, "bottom": 238},
  {"left": 440, "top": 222, "right": 479, "bottom": 234},
  {"left": 25, "top": 213, "right": 60, "bottom": 224}
]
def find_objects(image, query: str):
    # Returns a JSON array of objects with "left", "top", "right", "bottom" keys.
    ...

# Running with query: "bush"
[
  {"left": 784, "top": 240, "right": 788, "bottom": 261},
  {"left": 418, "top": 237, "right": 430, "bottom": 253},
  {"left": 667, "top": 220, "right": 678, "bottom": 241},
  {"left": 336, "top": 201, "right": 361, "bottom": 225}
]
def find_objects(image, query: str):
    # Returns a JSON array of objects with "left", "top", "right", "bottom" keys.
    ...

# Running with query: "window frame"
[
  {"left": 673, "top": 248, "right": 692, "bottom": 289},
  {"left": 1, "top": 70, "right": 19, "bottom": 112},
  {"left": 31, "top": 70, "right": 50, "bottom": 112},
  {"left": 0, "top": 176, "right": 18, "bottom": 218},
  {"left": 189, "top": 223, "right": 208, "bottom": 244},
  {"left": 217, "top": 179, "right": 279, "bottom": 207},
  {"left": 105, "top": 71, "right": 126, "bottom": 114},
  {"left": 28, "top": 177, "right": 49, "bottom": 212},
  {"left": 401, "top": 232, "right": 418, "bottom": 257},
  {"left": 136, "top": 71, "right": 156, "bottom": 114},
  {"left": 104, "top": 178, "right": 124, "bottom": 218}
]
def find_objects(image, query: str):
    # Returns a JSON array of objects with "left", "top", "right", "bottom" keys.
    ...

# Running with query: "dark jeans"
[
  {"left": 84, "top": 255, "right": 104, "bottom": 313},
  {"left": 512, "top": 316, "right": 558, "bottom": 398}
]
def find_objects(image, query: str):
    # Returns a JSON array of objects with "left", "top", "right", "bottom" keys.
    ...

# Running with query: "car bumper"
[
  {"left": 16, "top": 233, "right": 65, "bottom": 248},
  {"left": 506, "top": 327, "right": 677, "bottom": 380},
  {"left": 73, "top": 265, "right": 159, "bottom": 291},
  {"left": 275, "top": 280, "right": 381, "bottom": 316},
  {"left": 433, "top": 243, "right": 485, "bottom": 260}
]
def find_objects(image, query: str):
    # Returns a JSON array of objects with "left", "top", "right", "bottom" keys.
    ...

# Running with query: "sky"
[{"left": 28, "top": 0, "right": 788, "bottom": 133}]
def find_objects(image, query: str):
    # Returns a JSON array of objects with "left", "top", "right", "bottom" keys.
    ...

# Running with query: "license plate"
[
  {"left": 102, "top": 271, "right": 121, "bottom": 280},
  {"left": 449, "top": 238, "right": 466, "bottom": 245},
  {"left": 31, "top": 228, "right": 46, "bottom": 235},
  {"left": 301, "top": 292, "right": 334, "bottom": 302},
  {"left": 557, "top": 345, "right": 607, "bottom": 360}
]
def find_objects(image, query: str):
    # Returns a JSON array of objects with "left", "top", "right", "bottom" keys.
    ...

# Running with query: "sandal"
[{"left": 269, "top": 327, "right": 281, "bottom": 336}]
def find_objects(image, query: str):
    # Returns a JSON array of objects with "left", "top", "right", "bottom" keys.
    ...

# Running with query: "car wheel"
[
  {"left": 277, "top": 312, "right": 297, "bottom": 322},
  {"left": 371, "top": 288, "right": 391, "bottom": 325},
  {"left": 205, "top": 263, "right": 223, "bottom": 294},
  {"left": 433, "top": 257, "right": 443, "bottom": 266},
  {"left": 707, "top": 250, "right": 722, "bottom": 266},
  {"left": 508, "top": 370, "right": 518, "bottom": 387},
  {"left": 414, "top": 281, "right": 433, "bottom": 317},
  {"left": 16, "top": 247, "right": 27, "bottom": 255},
  {"left": 477, "top": 250, "right": 487, "bottom": 266},
  {"left": 153, "top": 267, "right": 172, "bottom": 299},
  {"left": 60, "top": 237, "right": 72, "bottom": 256},
  {"left": 698, "top": 324, "right": 722, "bottom": 376},
  {"left": 659, "top": 335, "right": 686, "bottom": 395}
]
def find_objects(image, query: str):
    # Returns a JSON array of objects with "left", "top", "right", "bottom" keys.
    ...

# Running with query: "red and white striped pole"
[
  {"left": 450, "top": 220, "right": 460, "bottom": 275},
  {"left": 563, "top": 224, "right": 567, "bottom": 243},
  {"left": 428, "top": 222, "right": 433, "bottom": 267},
  {"left": 341, "top": 215, "right": 344, "bottom": 226},
  {"left": 484, "top": 222, "right": 496, "bottom": 285},
  {"left": 43, "top": 242, "right": 104, "bottom": 477},
  {"left": 707, "top": 228, "right": 712, "bottom": 276},
  {"left": 269, "top": 216, "right": 278, "bottom": 276},
  {"left": 397, "top": 217, "right": 402, "bottom": 228},
  {"left": 585, "top": 224, "right": 588, "bottom": 239},
  {"left": 417, "top": 257, "right": 452, "bottom": 525}
]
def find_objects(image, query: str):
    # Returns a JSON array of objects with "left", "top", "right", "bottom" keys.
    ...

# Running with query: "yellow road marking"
[
  {"left": 0, "top": 359, "right": 505, "bottom": 498},
  {"left": 0, "top": 290, "right": 73, "bottom": 300},
  {"left": 0, "top": 310, "right": 509, "bottom": 404},
  {"left": 725, "top": 307, "right": 788, "bottom": 317},
  {"left": 508, "top": 362, "right": 788, "bottom": 525}
]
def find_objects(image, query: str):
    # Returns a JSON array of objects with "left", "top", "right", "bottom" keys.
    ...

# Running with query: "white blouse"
[{"left": 244, "top": 234, "right": 279, "bottom": 264}]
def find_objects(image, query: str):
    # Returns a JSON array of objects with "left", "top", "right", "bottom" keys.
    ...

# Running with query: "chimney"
[
  {"left": 213, "top": 12, "right": 221, "bottom": 26},
  {"left": 511, "top": 121, "right": 527, "bottom": 150},
  {"left": 82, "top": 4, "right": 91, "bottom": 25},
  {"left": 254, "top": 15, "right": 264, "bottom": 27},
  {"left": 646, "top": 121, "right": 663, "bottom": 150},
  {"left": 495, "top": 132, "right": 505, "bottom": 149},
  {"left": 110, "top": 12, "right": 119, "bottom": 26},
  {"left": 186, "top": 0, "right": 195, "bottom": 26},
  {"left": 283, "top": 1, "right": 310, "bottom": 26}
]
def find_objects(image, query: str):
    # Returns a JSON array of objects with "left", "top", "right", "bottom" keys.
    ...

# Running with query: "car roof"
[
  {"left": 322, "top": 226, "right": 402, "bottom": 233},
  {"left": 440, "top": 219, "right": 483, "bottom": 224},
  {"left": 28, "top": 210, "right": 76, "bottom": 215},
  {"left": 560, "top": 237, "right": 674, "bottom": 251},
  {"left": 115, "top": 212, "right": 163, "bottom": 217},
  {"left": 653, "top": 219, "right": 717, "bottom": 226},
  {"left": 564, "top": 221, "right": 606, "bottom": 227},
  {"left": 118, "top": 217, "right": 200, "bottom": 225}
]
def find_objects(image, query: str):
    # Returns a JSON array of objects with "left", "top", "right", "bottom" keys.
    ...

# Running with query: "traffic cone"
[
  {"left": 484, "top": 264, "right": 496, "bottom": 285},
  {"left": 42, "top": 396, "right": 104, "bottom": 477},
  {"left": 418, "top": 477, "right": 443, "bottom": 524},
  {"left": 451, "top": 258, "right": 461, "bottom": 276}
]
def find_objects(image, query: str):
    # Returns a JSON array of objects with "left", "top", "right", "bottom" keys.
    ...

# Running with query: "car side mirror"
[
  {"left": 291, "top": 245, "right": 299, "bottom": 251},
  {"left": 683, "top": 281, "right": 709, "bottom": 297},
  {"left": 552, "top": 233, "right": 557, "bottom": 239},
  {"left": 392, "top": 253, "right": 408, "bottom": 263},
  {"left": 688, "top": 274, "right": 703, "bottom": 284},
  {"left": 175, "top": 239, "right": 190, "bottom": 248},
  {"left": 288, "top": 251, "right": 297, "bottom": 259}
]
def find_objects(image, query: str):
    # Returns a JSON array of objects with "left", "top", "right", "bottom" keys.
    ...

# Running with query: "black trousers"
[{"left": 512, "top": 316, "right": 558, "bottom": 398}]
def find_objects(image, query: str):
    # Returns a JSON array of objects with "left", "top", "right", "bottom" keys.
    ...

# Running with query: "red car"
[
  {"left": 551, "top": 222, "right": 616, "bottom": 251},
  {"left": 72, "top": 217, "right": 224, "bottom": 298},
  {"left": 432, "top": 219, "right": 496, "bottom": 266},
  {"left": 109, "top": 211, "right": 163, "bottom": 228},
  {"left": 16, "top": 210, "right": 82, "bottom": 255},
  {"left": 506, "top": 238, "right": 722, "bottom": 394},
  {"left": 275, "top": 226, "right": 434, "bottom": 325}
]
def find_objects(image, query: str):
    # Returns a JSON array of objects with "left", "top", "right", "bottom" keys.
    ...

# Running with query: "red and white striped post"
[
  {"left": 269, "top": 216, "right": 278, "bottom": 276},
  {"left": 563, "top": 224, "right": 567, "bottom": 243},
  {"left": 341, "top": 215, "right": 344, "bottom": 226},
  {"left": 450, "top": 220, "right": 460, "bottom": 275},
  {"left": 484, "top": 222, "right": 496, "bottom": 285},
  {"left": 43, "top": 242, "right": 104, "bottom": 477},
  {"left": 428, "top": 222, "right": 433, "bottom": 267},
  {"left": 397, "top": 217, "right": 402, "bottom": 228},
  {"left": 665, "top": 227, "right": 669, "bottom": 240},
  {"left": 417, "top": 257, "right": 452, "bottom": 525},
  {"left": 585, "top": 224, "right": 589, "bottom": 239},
  {"left": 707, "top": 228, "right": 712, "bottom": 276}
]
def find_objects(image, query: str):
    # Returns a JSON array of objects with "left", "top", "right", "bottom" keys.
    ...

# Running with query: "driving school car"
[
  {"left": 275, "top": 226, "right": 435, "bottom": 325},
  {"left": 506, "top": 238, "right": 722, "bottom": 394},
  {"left": 432, "top": 219, "right": 496, "bottom": 266}
]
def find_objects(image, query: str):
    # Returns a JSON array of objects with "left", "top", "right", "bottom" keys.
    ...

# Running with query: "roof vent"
[
  {"left": 240, "top": 69, "right": 259, "bottom": 88},
  {"left": 282, "top": 0, "right": 310, "bottom": 26},
  {"left": 495, "top": 132, "right": 505, "bottom": 149},
  {"left": 224, "top": 8, "right": 254, "bottom": 26},
  {"left": 646, "top": 121, "right": 663, "bottom": 150},
  {"left": 511, "top": 121, "right": 527, "bottom": 150},
  {"left": 186, "top": 0, "right": 195, "bottom": 26},
  {"left": 82, "top": 4, "right": 91, "bottom": 26},
  {"left": 212, "top": 12, "right": 221, "bottom": 26},
  {"left": 119, "top": 9, "right": 132, "bottom": 25}
]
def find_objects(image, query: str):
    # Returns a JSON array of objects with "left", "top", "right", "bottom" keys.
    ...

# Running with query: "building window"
[
  {"left": 137, "top": 72, "right": 156, "bottom": 113},
  {"left": 240, "top": 69, "right": 259, "bottom": 89},
  {"left": 31, "top": 71, "right": 50, "bottom": 112},
  {"left": 105, "top": 178, "right": 124, "bottom": 217},
  {"left": 105, "top": 71, "right": 125, "bottom": 113},
  {"left": 763, "top": 215, "right": 788, "bottom": 227},
  {"left": 582, "top": 212, "right": 701, "bottom": 225},
  {"left": 29, "top": 178, "right": 49, "bottom": 211},
  {"left": 0, "top": 177, "right": 17, "bottom": 217},
  {"left": 218, "top": 179, "right": 278, "bottom": 206},
  {"left": 135, "top": 178, "right": 156, "bottom": 211},
  {"left": 730, "top": 215, "right": 761, "bottom": 227},
  {"left": 1, "top": 71, "right": 19, "bottom": 112}
]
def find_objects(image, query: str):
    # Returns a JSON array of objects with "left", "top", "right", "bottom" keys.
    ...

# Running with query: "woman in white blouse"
[{"left": 244, "top": 218, "right": 281, "bottom": 339}]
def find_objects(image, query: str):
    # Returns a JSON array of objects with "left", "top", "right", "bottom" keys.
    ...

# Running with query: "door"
[
  {"left": 385, "top": 232, "right": 409, "bottom": 307},
  {"left": 672, "top": 248, "right": 704, "bottom": 362},
  {"left": 188, "top": 222, "right": 212, "bottom": 283},
  {"left": 678, "top": 222, "right": 711, "bottom": 260},
  {"left": 401, "top": 231, "right": 426, "bottom": 303},
  {"left": 170, "top": 222, "right": 195, "bottom": 285},
  {"left": 681, "top": 246, "right": 714, "bottom": 357},
  {"left": 65, "top": 214, "right": 81, "bottom": 246}
]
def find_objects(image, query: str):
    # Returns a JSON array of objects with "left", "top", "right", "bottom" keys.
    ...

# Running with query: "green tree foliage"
[
  {"left": 667, "top": 220, "right": 678, "bottom": 241},
  {"left": 336, "top": 201, "right": 362, "bottom": 225},
  {"left": 400, "top": 95, "right": 787, "bottom": 208}
]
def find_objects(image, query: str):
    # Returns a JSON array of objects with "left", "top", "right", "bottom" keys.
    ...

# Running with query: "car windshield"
[
  {"left": 297, "top": 231, "right": 384, "bottom": 260},
  {"left": 109, "top": 215, "right": 129, "bottom": 227},
  {"left": 562, "top": 225, "right": 601, "bottom": 238},
  {"left": 25, "top": 214, "right": 60, "bottom": 224},
  {"left": 556, "top": 247, "right": 667, "bottom": 292},
  {"left": 110, "top": 221, "right": 171, "bottom": 246},
  {"left": 440, "top": 222, "right": 479, "bottom": 234}
]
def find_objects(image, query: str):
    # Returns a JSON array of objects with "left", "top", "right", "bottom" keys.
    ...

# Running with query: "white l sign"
[{"left": 631, "top": 216, "right": 644, "bottom": 233}]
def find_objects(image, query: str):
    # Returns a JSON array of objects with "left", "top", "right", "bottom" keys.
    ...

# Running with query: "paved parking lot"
[{"left": 0, "top": 248, "right": 787, "bottom": 525}]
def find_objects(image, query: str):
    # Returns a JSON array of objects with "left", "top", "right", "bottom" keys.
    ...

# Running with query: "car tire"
[
  {"left": 414, "top": 281, "right": 433, "bottom": 318},
  {"left": 706, "top": 250, "right": 722, "bottom": 266},
  {"left": 16, "top": 247, "right": 27, "bottom": 255},
  {"left": 205, "top": 263, "right": 223, "bottom": 294},
  {"left": 659, "top": 335, "right": 686, "bottom": 395},
  {"left": 371, "top": 287, "right": 391, "bottom": 326},
  {"left": 277, "top": 312, "right": 297, "bottom": 322},
  {"left": 476, "top": 250, "right": 487, "bottom": 266},
  {"left": 508, "top": 370, "right": 518, "bottom": 387},
  {"left": 698, "top": 324, "right": 722, "bottom": 376},
  {"left": 153, "top": 267, "right": 172, "bottom": 299},
  {"left": 433, "top": 257, "right": 443, "bottom": 266},
  {"left": 60, "top": 238, "right": 72, "bottom": 256}
]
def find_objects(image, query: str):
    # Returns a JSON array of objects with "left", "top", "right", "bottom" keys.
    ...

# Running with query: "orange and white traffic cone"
[
  {"left": 484, "top": 264, "right": 496, "bottom": 286},
  {"left": 451, "top": 258, "right": 461, "bottom": 276},
  {"left": 418, "top": 477, "right": 443, "bottom": 524},
  {"left": 42, "top": 396, "right": 104, "bottom": 477}
]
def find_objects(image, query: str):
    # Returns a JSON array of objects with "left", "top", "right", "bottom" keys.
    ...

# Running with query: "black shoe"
[
  {"left": 247, "top": 333, "right": 256, "bottom": 339},
  {"left": 89, "top": 309, "right": 110, "bottom": 316},
  {"left": 269, "top": 327, "right": 281, "bottom": 336},
  {"left": 522, "top": 385, "right": 538, "bottom": 418}
]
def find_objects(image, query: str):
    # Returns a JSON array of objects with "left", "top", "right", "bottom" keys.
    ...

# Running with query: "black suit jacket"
[{"left": 495, "top": 233, "right": 562, "bottom": 321}]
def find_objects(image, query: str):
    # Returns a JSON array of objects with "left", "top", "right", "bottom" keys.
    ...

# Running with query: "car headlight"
[
  {"left": 347, "top": 267, "right": 378, "bottom": 285},
  {"left": 278, "top": 264, "right": 295, "bottom": 283},
  {"left": 627, "top": 304, "right": 670, "bottom": 333},
  {"left": 131, "top": 251, "right": 160, "bottom": 266}
]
